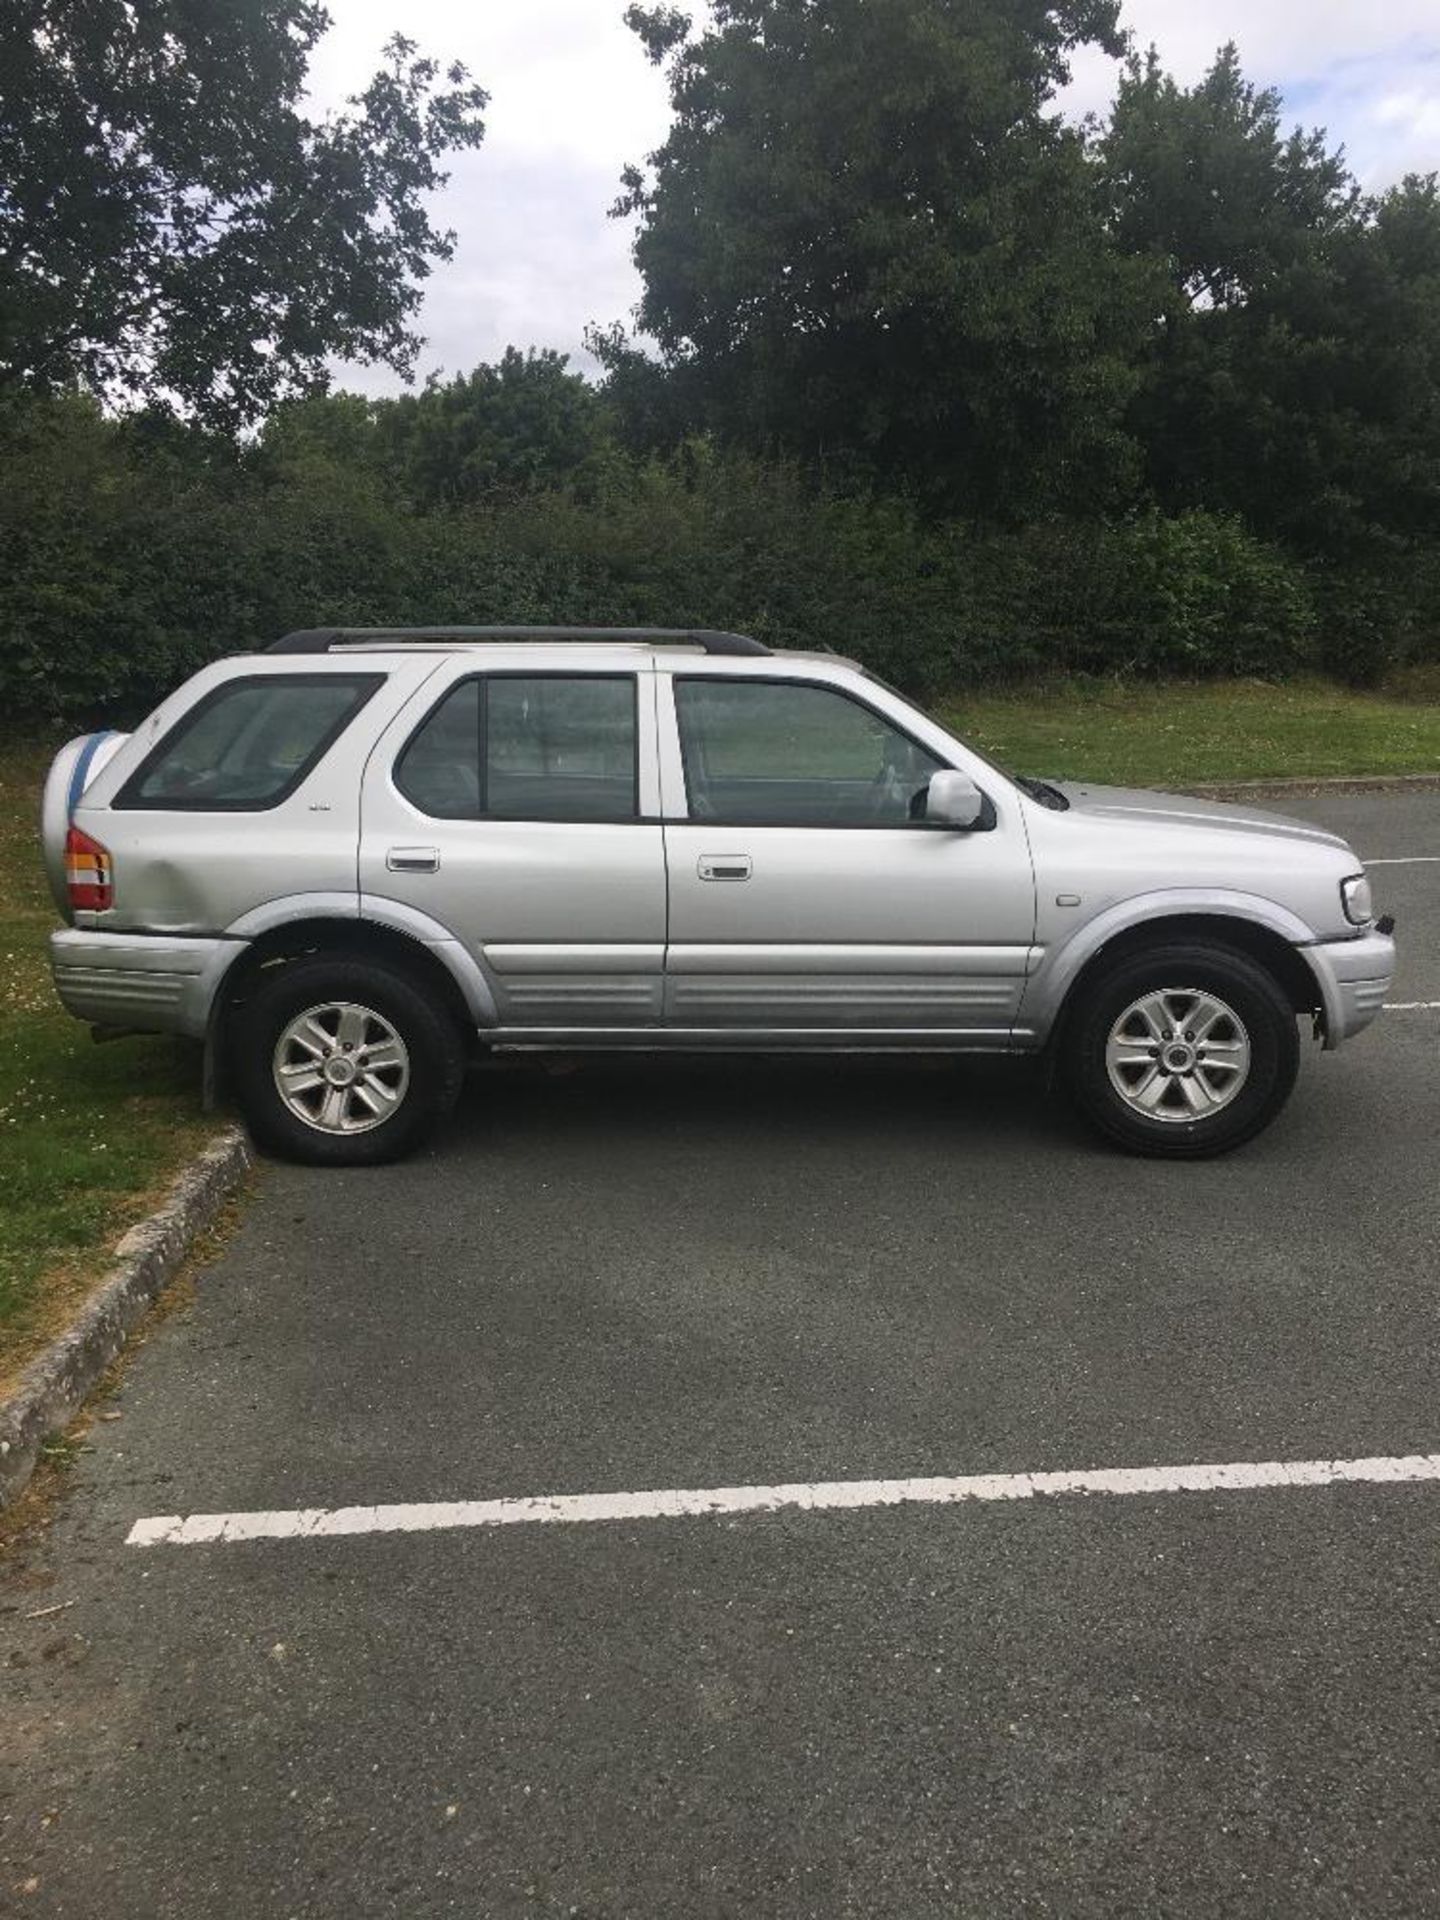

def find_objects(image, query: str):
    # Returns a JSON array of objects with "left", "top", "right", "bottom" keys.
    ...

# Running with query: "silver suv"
[{"left": 41, "top": 627, "right": 1395, "bottom": 1165}]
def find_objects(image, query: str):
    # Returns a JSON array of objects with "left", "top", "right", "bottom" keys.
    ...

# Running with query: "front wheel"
[
  {"left": 229, "top": 957, "right": 464, "bottom": 1166},
  {"left": 1061, "top": 943, "right": 1301, "bottom": 1158}
]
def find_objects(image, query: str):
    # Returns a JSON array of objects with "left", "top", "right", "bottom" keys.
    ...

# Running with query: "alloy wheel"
[
  {"left": 272, "top": 1000, "right": 411, "bottom": 1135},
  {"left": 1104, "top": 987, "right": 1251, "bottom": 1123}
]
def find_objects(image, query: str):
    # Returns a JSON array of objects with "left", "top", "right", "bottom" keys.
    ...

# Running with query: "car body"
[{"left": 42, "top": 626, "right": 1395, "bottom": 1162}]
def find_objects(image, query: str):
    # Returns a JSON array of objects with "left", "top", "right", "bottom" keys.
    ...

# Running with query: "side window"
[
  {"left": 394, "top": 680, "right": 480, "bottom": 820},
  {"left": 116, "top": 674, "right": 383, "bottom": 811},
  {"left": 486, "top": 677, "right": 636, "bottom": 819},
  {"left": 395, "top": 675, "right": 638, "bottom": 822},
  {"left": 675, "top": 678, "right": 944, "bottom": 826}
]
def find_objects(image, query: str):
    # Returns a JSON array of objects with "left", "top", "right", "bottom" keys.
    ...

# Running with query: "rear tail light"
[{"left": 65, "top": 824, "right": 114, "bottom": 911}]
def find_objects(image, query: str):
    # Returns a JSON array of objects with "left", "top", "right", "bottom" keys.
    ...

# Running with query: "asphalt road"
[{"left": 3, "top": 788, "right": 1438, "bottom": 1918}]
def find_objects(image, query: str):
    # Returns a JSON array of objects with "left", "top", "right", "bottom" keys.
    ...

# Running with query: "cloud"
[
  {"left": 1063, "top": 4, "right": 1440, "bottom": 186},
  {"left": 1301, "top": 48, "right": 1440, "bottom": 184},
  {"left": 314, "top": 1, "right": 1440, "bottom": 398},
  {"left": 311, "top": 1, "right": 671, "bottom": 392}
]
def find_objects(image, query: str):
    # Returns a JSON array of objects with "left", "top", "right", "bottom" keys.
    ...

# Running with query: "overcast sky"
[{"left": 310, "top": 1, "right": 1440, "bottom": 397}]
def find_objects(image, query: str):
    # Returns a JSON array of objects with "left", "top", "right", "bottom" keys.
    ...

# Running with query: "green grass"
[
  {"left": 0, "top": 740, "right": 210, "bottom": 1385},
  {"left": 939, "top": 673, "right": 1440, "bottom": 788}
]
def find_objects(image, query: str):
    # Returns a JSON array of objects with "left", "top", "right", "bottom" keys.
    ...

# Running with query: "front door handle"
[
  {"left": 698, "top": 854, "right": 752, "bottom": 881},
  {"left": 387, "top": 846, "right": 440, "bottom": 874}
]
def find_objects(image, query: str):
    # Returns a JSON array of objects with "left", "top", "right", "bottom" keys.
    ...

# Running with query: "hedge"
[{"left": 0, "top": 395, "right": 1416, "bottom": 725}]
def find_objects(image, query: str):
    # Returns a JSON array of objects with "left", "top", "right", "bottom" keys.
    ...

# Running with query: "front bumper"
[
  {"left": 1301, "top": 928, "right": 1396, "bottom": 1049},
  {"left": 49, "top": 929, "right": 244, "bottom": 1040}
]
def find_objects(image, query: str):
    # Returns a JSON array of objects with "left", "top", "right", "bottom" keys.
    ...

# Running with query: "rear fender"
[{"left": 221, "top": 892, "right": 500, "bottom": 1027}]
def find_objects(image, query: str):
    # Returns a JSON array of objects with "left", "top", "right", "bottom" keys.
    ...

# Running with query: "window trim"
[
  {"left": 113, "top": 672, "right": 385, "bottom": 813},
  {"left": 393, "top": 671, "right": 643, "bottom": 825},
  {"left": 671, "top": 673, "right": 991, "bottom": 832}
]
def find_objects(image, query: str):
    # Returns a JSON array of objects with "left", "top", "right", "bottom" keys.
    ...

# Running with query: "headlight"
[{"left": 1341, "top": 873, "right": 1373, "bottom": 925}]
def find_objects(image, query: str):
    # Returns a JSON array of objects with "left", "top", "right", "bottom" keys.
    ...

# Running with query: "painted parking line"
[
  {"left": 1384, "top": 1002, "right": 1440, "bottom": 1011},
  {"left": 1366, "top": 856, "right": 1440, "bottom": 865},
  {"left": 127, "top": 1452, "right": 1440, "bottom": 1548}
]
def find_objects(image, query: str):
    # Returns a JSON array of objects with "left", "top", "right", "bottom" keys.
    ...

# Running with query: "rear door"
[
  {"left": 658, "top": 669, "right": 1037, "bottom": 1034},
  {"left": 360, "top": 660, "right": 667, "bottom": 1028}
]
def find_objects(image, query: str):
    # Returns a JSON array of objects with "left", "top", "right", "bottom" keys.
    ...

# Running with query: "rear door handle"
[
  {"left": 698, "top": 854, "right": 752, "bottom": 881},
  {"left": 387, "top": 846, "right": 440, "bottom": 874}
]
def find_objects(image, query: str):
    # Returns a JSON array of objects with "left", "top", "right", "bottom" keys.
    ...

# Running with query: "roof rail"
[{"left": 267, "top": 625, "right": 771, "bottom": 658}]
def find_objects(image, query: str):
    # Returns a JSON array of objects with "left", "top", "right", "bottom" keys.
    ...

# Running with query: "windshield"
[{"left": 855, "top": 667, "right": 1067, "bottom": 805}]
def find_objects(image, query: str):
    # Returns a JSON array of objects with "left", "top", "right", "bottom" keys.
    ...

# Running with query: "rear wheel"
[
  {"left": 229, "top": 957, "right": 464, "bottom": 1166},
  {"left": 1061, "top": 943, "right": 1300, "bottom": 1158}
]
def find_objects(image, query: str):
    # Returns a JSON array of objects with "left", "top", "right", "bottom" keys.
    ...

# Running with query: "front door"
[
  {"left": 360, "top": 665, "right": 667, "bottom": 1028},
  {"left": 659, "top": 673, "right": 1036, "bottom": 1034}
]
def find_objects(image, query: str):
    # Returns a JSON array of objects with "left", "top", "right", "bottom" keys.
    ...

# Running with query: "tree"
[
  {"left": 1098, "top": 44, "right": 1355, "bottom": 312},
  {"left": 0, "top": 2, "right": 487, "bottom": 427},
  {"left": 1153, "top": 177, "right": 1440, "bottom": 551},
  {"left": 614, "top": 0, "right": 1158, "bottom": 518},
  {"left": 371, "top": 349, "right": 613, "bottom": 507},
  {"left": 1102, "top": 48, "right": 1440, "bottom": 564}
]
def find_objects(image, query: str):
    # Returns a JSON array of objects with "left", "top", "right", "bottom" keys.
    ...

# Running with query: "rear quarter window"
[{"left": 115, "top": 674, "right": 384, "bottom": 811}]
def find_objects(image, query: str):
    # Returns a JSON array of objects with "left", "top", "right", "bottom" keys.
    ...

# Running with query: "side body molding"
[{"left": 1020, "top": 889, "right": 1328, "bottom": 1037}]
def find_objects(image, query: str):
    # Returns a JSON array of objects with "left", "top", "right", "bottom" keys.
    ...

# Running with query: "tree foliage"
[
  {"left": 371, "top": 349, "right": 612, "bottom": 507},
  {"left": 606, "top": 9, "right": 1440, "bottom": 644},
  {"left": 0, "top": 2, "right": 487, "bottom": 426},
  {"left": 1138, "top": 176, "right": 1440, "bottom": 560},
  {"left": 3, "top": 16, "right": 1440, "bottom": 706},
  {"left": 616, "top": 0, "right": 1157, "bottom": 517},
  {"left": 1099, "top": 44, "right": 1355, "bottom": 311},
  {"left": 1096, "top": 47, "right": 1440, "bottom": 624},
  {"left": 0, "top": 384, "right": 1329, "bottom": 721}
]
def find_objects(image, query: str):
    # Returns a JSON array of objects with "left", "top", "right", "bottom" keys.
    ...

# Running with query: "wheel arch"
[
  {"left": 1039, "top": 903, "right": 1328, "bottom": 1051},
  {"left": 204, "top": 908, "right": 491, "bottom": 1104}
]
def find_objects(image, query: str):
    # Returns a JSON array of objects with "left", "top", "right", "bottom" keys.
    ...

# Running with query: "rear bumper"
[
  {"left": 1301, "top": 929, "right": 1396, "bottom": 1049},
  {"left": 49, "top": 929, "right": 244, "bottom": 1040}
]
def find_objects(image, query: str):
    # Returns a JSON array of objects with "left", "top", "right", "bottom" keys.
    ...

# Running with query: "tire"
[
  {"left": 228, "top": 957, "right": 465, "bottom": 1166},
  {"left": 1060, "top": 942, "right": 1301, "bottom": 1159}
]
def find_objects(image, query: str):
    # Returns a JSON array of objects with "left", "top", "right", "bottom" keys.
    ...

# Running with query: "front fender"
[{"left": 1019, "top": 888, "right": 1321, "bottom": 1037}]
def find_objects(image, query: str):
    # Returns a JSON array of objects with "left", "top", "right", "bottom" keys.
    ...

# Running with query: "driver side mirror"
[{"left": 923, "top": 769, "right": 985, "bottom": 829}]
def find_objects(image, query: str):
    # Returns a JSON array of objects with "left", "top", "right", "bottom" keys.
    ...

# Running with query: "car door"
[
  {"left": 360, "top": 661, "right": 667, "bottom": 1028},
  {"left": 658, "top": 669, "right": 1037, "bottom": 1034}
]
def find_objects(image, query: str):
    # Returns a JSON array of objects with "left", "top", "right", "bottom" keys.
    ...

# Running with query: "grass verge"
[
  {"left": 1, "top": 739, "right": 211, "bottom": 1393},
  {"left": 941, "top": 673, "right": 1440, "bottom": 788}
]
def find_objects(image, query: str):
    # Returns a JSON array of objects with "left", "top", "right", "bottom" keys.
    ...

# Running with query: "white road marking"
[
  {"left": 1384, "top": 1002, "right": 1440, "bottom": 1011},
  {"left": 127, "top": 1452, "right": 1440, "bottom": 1548},
  {"left": 1365, "top": 856, "right": 1440, "bottom": 865}
]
